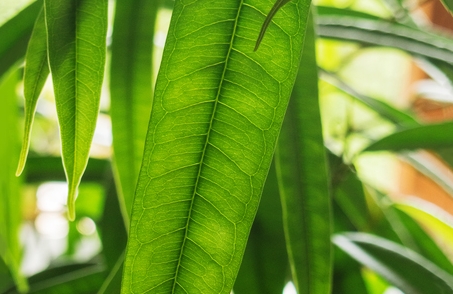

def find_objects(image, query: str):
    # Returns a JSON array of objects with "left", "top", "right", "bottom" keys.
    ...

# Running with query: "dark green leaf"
[{"left": 274, "top": 10, "right": 332, "bottom": 294}]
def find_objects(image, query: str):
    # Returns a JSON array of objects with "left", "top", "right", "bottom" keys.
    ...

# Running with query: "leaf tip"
[
  {"left": 67, "top": 185, "right": 79, "bottom": 221},
  {"left": 15, "top": 144, "right": 29, "bottom": 177}
]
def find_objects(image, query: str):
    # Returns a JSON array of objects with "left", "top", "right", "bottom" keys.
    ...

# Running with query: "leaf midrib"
[{"left": 170, "top": 1, "right": 244, "bottom": 292}]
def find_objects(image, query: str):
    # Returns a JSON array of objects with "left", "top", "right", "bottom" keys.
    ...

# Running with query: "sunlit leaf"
[
  {"left": 16, "top": 8, "right": 49, "bottom": 176},
  {"left": 275, "top": 10, "right": 332, "bottom": 294},
  {"left": 0, "top": 70, "right": 27, "bottom": 293},
  {"left": 334, "top": 232, "right": 453, "bottom": 294},
  {"left": 44, "top": 0, "right": 108, "bottom": 220},
  {"left": 122, "top": 0, "right": 311, "bottom": 292}
]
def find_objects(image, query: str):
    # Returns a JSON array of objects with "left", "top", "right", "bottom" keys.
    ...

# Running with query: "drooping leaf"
[
  {"left": 254, "top": 0, "right": 291, "bottom": 51},
  {"left": 274, "top": 10, "right": 332, "bottom": 294},
  {"left": 44, "top": 0, "right": 108, "bottom": 220},
  {"left": 16, "top": 8, "right": 49, "bottom": 176},
  {"left": 0, "top": 70, "right": 28, "bottom": 293},
  {"left": 234, "top": 165, "right": 288, "bottom": 294},
  {"left": 122, "top": 0, "right": 311, "bottom": 292},
  {"left": 334, "top": 232, "right": 453, "bottom": 294},
  {"left": 110, "top": 0, "right": 160, "bottom": 224},
  {"left": 0, "top": 0, "right": 41, "bottom": 79},
  {"left": 364, "top": 122, "right": 453, "bottom": 152}
]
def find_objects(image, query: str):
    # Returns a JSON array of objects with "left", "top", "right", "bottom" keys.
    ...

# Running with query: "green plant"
[{"left": 2, "top": 0, "right": 453, "bottom": 293}]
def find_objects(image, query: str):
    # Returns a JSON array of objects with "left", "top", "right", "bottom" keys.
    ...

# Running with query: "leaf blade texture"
[
  {"left": 275, "top": 10, "right": 332, "bottom": 294},
  {"left": 44, "top": 0, "right": 108, "bottom": 220},
  {"left": 16, "top": 8, "right": 49, "bottom": 176},
  {"left": 122, "top": 0, "right": 311, "bottom": 292}
]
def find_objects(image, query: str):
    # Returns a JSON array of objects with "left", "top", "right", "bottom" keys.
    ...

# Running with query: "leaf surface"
[
  {"left": 16, "top": 8, "right": 49, "bottom": 176},
  {"left": 122, "top": 0, "right": 311, "bottom": 292},
  {"left": 44, "top": 0, "right": 108, "bottom": 220},
  {"left": 334, "top": 232, "right": 453, "bottom": 294},
  {"left": 274, "top": 10, "right": 332, "bottom": 294},
  {"left": 110, "top": 0, "right": 160, "bottom": 223}
]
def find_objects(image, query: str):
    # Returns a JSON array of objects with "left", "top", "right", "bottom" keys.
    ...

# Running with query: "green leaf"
[
  {"left": 122, "top": 0, "right": 311, "bottom": 292},
  {"left": 364, "top": 122, "right": 453, "bottom": 152},
  {"left": 0, "top": 70, "right": 28, "bottom": 293},
  {"left": 254, "top": 0, "right": 291, "bottom": 51},
  {"left": 0, "top": 0, "right": 41, "bottom": 79},
  {"left": 334, "top": 232, "right": 453, "bottom": 294},
  {"left": 16, "top": 8, "right": 49, "bottom": 176},
  {"left": 110, "top": 0, "right": 160, "bottom": 224},
  {"left": 44, "top": 0, "right": 108, "bottom": 220},
  {"left": 234, "top": 165, "right": 288, "bottom": 294},
  {"left": 317, "top": 13, "right": 453, "bottom": 64},
  {"left": 274, "top": 10, "right": 332, "bottom": 294}
]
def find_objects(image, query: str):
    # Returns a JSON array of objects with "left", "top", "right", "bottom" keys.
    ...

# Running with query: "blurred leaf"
[
  {"left": 0, "top": 70, "right": 27, "bottom": 293},
  {"left": 0, "top": 258, "right": 14, "bottom": 293},
  {"left": 234, "top": 166, "right": 288, "bottom": 294},
  {"left": 122, "top": 0, "right": 311, "bottom": 292},
  {"left": 17, "top": 9, "right": 49, "bottom": 176},
  {"left": 334, "top": 232, "right": 453, "bottom": 294},
  {"left": 393, "top": 208, "right": 453, "bottom": 275},
  {"left": 364, "top": 122, "right": 453, "bottom": 152},
  {"left": 4, "top": 263, "right": 105, "bottom": 294},
  {"left": 44, "top": 0, "right": 108, "bottom": 220},
  {"left": 110, "top": 0, "right": 160, "bottom": 223},
  {"left": 440, "top": 0, "right": 453, "bottom": 15},
  {"left": 0, "top": 1, "right": 41, "bottom": 79},
  {"left": 98, "top": 254, "right": 123, "bottom": 294},
  {"left": 275, "top": 10, "right": 332, "bottom": 294},
  {"left": 317, "top": 13, "right": 453, "bottom": 64}
]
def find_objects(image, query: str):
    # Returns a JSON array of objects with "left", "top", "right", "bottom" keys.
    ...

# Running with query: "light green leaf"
[
  {"left": 16, "top": 8, "right": 49, "bottom": 176},
  {"left": 0, "top": 0, "right": 41, "bottom": 79},
  {"left": 110, "top": 0, "right": 159, "bottom": 224},
  {"left": 0, "top": 70, "right": 27, "bottom": 293},
  {"left": 364, "top": 122, "right": 453, "bottom": 152},
  {"left": 274, "top": 10, "right": 332, "bottom": 294},
  {"left": 44, "top": 0, "right": 108, "bottom": 220},
  {"left": 334, "top": 232, "right": 453, "bottom": 294},
  {"left": 122, "top": 0, "right": 311, "bottom": 292}
]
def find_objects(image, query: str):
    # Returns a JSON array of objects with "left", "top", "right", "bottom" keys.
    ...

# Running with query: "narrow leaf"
[
  {"left": 275, "top": 10, "right": 332, "bottom": 294},
  {"left": 16, "top": 8, "right": 49, "bottom": 176},
  {"left": 110, "top": 0, "right": 159, "bottom": 223},
  {"left": 334, "top": 232, "right": 453, "bottom": 294},
  {"left": 364, "top": 122, "right": 453, "bottom": 152},
  {"left": 0, "top": 70, "right": 27, "bottom": 293},
  {"left": 254, "top": 0, "right": 291, "bottom": 51},
  {"left": 440, "top": 0, "right": 453, "bottom": 15},
  {"left": 44, "top": 0, "right": 108, "bottom": 220},
  {"left": 0, "top": 0, "right": 41, "bottom": 79},
  {"left": 122, "top": 0, "right": 311, "bottom": 292}
]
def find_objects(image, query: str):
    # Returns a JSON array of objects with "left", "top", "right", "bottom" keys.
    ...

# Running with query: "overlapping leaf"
[
  {"left": 44, "top": 0, "right": 108, "bottom": 220},
  {"left": 274, "top": 10, "right": 332, "bottom": 294},
  {"left": 122, "top": 0, "right": 311, "bottom": 292}
]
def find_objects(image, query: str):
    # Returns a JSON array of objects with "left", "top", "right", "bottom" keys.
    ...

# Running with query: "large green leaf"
[
  {"left": 274, "top": 10, "right": 332, "bottom": 294},
  {"left": 44, "top": 0, "right": 108, "bottom": 220},
  {"left": 364, "top": 122, "right": 453, "bottom": 152},
  {"left": 16, "top": 8, "right": 49, "bottom": 176},
  {"left": 122, "top": 0, "right": 311, "bottom": 292},
  {"left": 0, "top": 70, "right": 27, "bottom": 293},
  {"left": 110, "top": 0, "right": 160, "bottom": 223},
  {"left": 334, "top": 232, "right": 453, "bottom": 294},
  {"left": 0, "top": 0, "right": 41, "bottom": 79}
]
